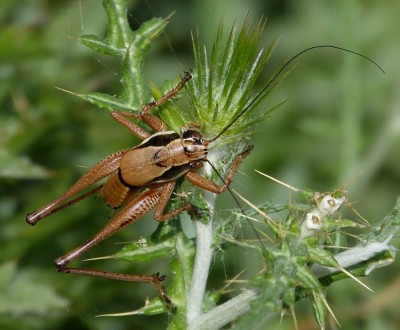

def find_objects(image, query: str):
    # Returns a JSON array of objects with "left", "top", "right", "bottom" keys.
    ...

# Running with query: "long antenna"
[{"left": 208, "top": 45, "right": 384, "bottom": 143}]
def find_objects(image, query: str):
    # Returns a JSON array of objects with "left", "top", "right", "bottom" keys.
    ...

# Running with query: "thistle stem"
[
  {"left": 190, "top": 290, "right": 257, "bottom": 330},
  {"left": 187, "top": 158, "right": 218, "bottom": 327},
  {"left": 187, "top": 192, "right": 215, "bottom": 326}
]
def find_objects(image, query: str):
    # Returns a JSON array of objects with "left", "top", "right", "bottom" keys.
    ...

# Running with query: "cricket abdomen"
[{"left": 101, "top": 171, "right": 132, "bottom": 209}]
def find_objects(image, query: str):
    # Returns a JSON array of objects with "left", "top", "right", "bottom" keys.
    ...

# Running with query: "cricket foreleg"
[
  {"left": 185, "top": 145, "right": 254, "bottom": 194},
  {"left": 153, "top": 181, "right": 192, "bottom": 222},
  {"left": 139, "top": 71, "right": 192, "bottom": 116},
  {"left": 110, "top": 71, "right": 192, "bottom": 134},
  {"left": 110, "top": 110, "right": 154, "bottom": 140}
]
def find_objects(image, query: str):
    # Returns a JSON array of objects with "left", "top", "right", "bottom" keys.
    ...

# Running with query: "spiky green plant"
[
  {"left": 229, "top": 174, "right": 400, "bottom": 330},
  {"left": 70, "top": 0, "right": 283, "bottom": 327},
  {"left": 29, "top": 1, "right": 399, "bottom": 329}
]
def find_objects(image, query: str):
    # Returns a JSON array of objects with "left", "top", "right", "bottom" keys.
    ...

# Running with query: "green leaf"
[
  {"left": 0, "top": 262, "right": 15, "bottom": 290},
  {"left": 115, "top": 236, "right": 176, "bottom": 262},
  {"left": 308, "top": 246, "right": 337, "bottom": 268},
  {"left": 0, "top": 148, "right": 50, "bottom": 179},
  {"left": 80, "top": 34, "right": 121, "bottom": 56},
  {"left": 78, "top": 91, "right": 135, "bottom": 111},
  {"left": 310, "top": 292, "right": 327, "bottom": 330},
  {"left": 0, "top": 262, "right": 68, "bottom": 316},
  {"left": 80, "top": 0, "right": 170, "bottom": 109},
  {"left": 359, "top": 196, "right": 400, "bottom": 243},
  {"left": 296, "top": 265, "right": 322, "bottom": 292},
  {"left": 186, "top": 17, "right": 279, "bottom": 145},
  {"left": 102, "top": 0, "right": 132, "bottom": 49},
  {"left": 119, "top": 16, "right": 170, "bottom": 107},
  {"left": 167, "top": 232, "right": 196, "bottom": 311}
]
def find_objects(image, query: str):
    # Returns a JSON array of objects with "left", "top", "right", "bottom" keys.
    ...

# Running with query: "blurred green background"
[{"left": 1, "top": 0, "right": 399, "bottom": 329}]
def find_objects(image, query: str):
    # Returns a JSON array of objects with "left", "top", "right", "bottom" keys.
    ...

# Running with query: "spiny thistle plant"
[
  {"left": 78, "top": 0, "right": 280, "bottom": 318},
  {"left": 58, "top": 0, "right": 400, "bottom": 329},
  {"left": 229, "top": 172, "right": 400, "bottom": 329}
]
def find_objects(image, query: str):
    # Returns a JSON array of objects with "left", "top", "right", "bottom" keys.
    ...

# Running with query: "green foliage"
[
  {"left": 232, "top": 187, "right": 400, "bottom": 329},
  {"left": 185, "top": 18, "right": 278, "bottom": 142},
  {"left": 71, "top": 1, "right": 283, "bottom": 325},
  {"left": 75, "top": 2, "right": 399, "bottom": 329},
  {"left": 0, "top": 149, "right": 50, "bottom": 179},
  {"left": 79, "top": 0, "right": 169, "bottom": 110},
  {"left": 0, "top": 262, "right": 68, "bottom": 330},
  {"left": 2, "top": 1, "right": 399, "bottom": 330}
]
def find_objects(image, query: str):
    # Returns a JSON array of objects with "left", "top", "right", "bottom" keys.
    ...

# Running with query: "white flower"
[
  {"left": 318, "top": 194, "right": 346, "bottom": 216},
  {"left": 306, "top": 210, "right": 322, "bottom": 230}
]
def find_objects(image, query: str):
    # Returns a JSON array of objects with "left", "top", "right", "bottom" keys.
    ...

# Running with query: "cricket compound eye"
[{"left": 182, "top": 127, "right": 203, "bottom": 144}]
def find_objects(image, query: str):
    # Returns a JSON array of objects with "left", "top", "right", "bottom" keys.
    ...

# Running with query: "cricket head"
[{"left": 181, "top": 125, "right": 208, "bottom": 161}]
